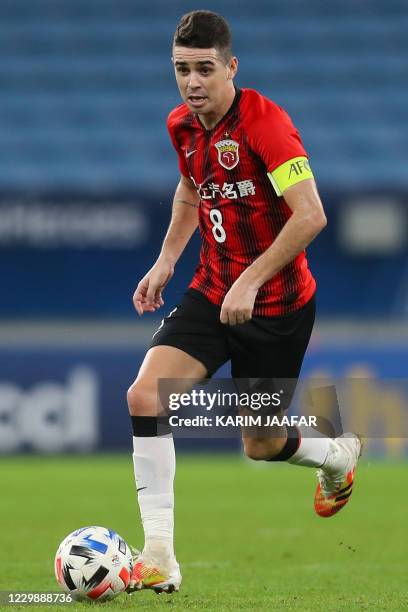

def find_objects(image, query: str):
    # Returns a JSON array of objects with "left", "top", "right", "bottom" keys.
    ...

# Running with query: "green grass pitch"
[{"left": 1, "top": 454, "right": 407, "bottom": 611}]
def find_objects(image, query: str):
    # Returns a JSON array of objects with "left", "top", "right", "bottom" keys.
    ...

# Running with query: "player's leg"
[
  {"left": 241, "top": 415, "right": 361, "bottom": 518},
  {"left": 127, "top": 290, "right": 229, "bottom": 592},
  {"left": 127, "top": 345, "right": 207, "bottom": 593},
  {"left": 230, "top": 297, "right": 316, "bottom": 461},
  {"left": 230, "top": 297, "right": 361, "bottom": 517}
]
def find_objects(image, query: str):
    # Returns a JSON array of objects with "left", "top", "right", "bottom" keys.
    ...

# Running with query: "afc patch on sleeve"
[{"left": 267, "top": 156, "right": 314, "bottom": 196}]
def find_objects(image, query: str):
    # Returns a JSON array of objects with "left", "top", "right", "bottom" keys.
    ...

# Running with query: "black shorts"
[{"left": 149, "top": 288, "right": 315, "bottom": 381}]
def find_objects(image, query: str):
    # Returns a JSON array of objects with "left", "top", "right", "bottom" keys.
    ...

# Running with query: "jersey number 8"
[{"left": 209, "top": 209, "right": 226, "bottom": 243}]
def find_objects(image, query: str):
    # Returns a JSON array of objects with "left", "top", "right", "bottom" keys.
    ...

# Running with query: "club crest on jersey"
[{"left": 214, "top": 139, "right": 240, "bottom": 170}]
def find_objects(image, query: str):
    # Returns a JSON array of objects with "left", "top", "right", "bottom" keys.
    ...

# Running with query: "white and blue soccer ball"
[{"left": 55, "top": 526, "right": 133, "bottom": 602}]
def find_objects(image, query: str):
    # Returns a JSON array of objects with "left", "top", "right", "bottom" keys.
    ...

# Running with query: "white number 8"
[{"left": 209, "top": 209, "right": 226, "bottom": 243}]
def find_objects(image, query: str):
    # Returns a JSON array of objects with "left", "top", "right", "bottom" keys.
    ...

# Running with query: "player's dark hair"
[{"left": 173, "top": 11, "right": 232, "bottom": 63}]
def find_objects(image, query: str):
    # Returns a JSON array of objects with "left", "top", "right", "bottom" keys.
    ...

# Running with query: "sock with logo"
[
  {"left": 131, "top": 416, "right": 175, "bottom": 556},
  {"left": 268, "top": 425, "right": 331, "bottom": 467}
]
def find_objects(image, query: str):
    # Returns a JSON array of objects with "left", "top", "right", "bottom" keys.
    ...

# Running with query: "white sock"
[
  {"left": 132, "top": 434, "right": 175, "bottom": 556},
  {"left": 287, "top": 426, "right": 332, "bottom": 468}
]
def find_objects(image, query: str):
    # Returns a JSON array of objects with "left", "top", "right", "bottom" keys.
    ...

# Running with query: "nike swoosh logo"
[
  {"left": 186, "top": 149, "right": 197, "bottom": 159},
  {"left": 137, "top": 486, "right": 147, "bottom": 492}
]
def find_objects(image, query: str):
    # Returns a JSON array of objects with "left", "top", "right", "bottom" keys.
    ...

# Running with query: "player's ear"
[{"left": 227, "top": 57, "right": 238, "bottom": 80}]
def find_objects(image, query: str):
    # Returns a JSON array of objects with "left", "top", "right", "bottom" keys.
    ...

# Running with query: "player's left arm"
[{"left": 220, "top": 178, "right": 326, "bottom": 325}]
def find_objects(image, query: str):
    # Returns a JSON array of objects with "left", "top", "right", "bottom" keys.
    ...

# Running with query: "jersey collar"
[{"left": 194, "top": 87, "right": 242, "bottom": 133}]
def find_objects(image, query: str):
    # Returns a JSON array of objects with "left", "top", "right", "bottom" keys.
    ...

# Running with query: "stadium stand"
[{"left": 0, "top": 0, "right": 407, "bottom": 190}]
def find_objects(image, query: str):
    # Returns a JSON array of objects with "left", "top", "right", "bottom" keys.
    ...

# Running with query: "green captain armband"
[{"left": 267, "top": 156, "right": 314, "bottom": 196}]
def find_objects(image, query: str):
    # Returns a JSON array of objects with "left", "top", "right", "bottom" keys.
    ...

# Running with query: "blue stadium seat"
[{"left": 0, "top": 0, "right": 407, "bottom": 190}]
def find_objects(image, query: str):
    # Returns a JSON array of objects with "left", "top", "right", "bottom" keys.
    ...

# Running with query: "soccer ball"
[{"left": 55, "top": 526, "right": 133, "bottom": 602}]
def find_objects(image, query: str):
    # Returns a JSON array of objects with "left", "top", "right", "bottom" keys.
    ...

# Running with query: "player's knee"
[
  {"left": 243, "top": 437, "right": 285, "bottom": 461},
  {"left": 127, "top": 380, "right": 158, "bottom": 416},
  {"left": 243, "top": 439, "right": 269, "bottom": 461}
]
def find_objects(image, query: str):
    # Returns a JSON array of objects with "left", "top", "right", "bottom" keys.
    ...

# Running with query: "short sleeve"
[
  {"left": 246, "top": 101, "right": 314, "bottom": 196},
  {"left": 167, "top": 116, "right": 190, "bottom": 178},
  {"left": 247, "top": 103, "right": 307, "bottom": 172}
]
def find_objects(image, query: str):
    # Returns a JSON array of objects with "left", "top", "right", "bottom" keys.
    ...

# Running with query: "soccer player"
[{"left": 127, "top": 11, "right": 361, "bottom": 594}]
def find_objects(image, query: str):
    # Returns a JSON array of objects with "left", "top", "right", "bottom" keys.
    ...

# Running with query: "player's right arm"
[{"left": 133, "top": 175, "right": 199, "bottom": 316}]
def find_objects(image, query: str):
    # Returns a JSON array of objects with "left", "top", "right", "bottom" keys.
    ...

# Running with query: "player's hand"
[
  {"left": 220, "top": 279, "right": 258, "bottom": 325},
  {"left": 133, "top": 257, "right": 174, "bottom": 316}
]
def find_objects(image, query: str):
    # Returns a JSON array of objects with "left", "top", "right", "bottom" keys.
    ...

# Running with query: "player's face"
[{"left": 172, "top": 46, "right": 238, "bottom": 121}]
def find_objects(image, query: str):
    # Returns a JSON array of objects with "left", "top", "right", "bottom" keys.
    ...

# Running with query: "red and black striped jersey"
[{"left": 167, "top": 87, "right": 316, "bottom": 316}]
